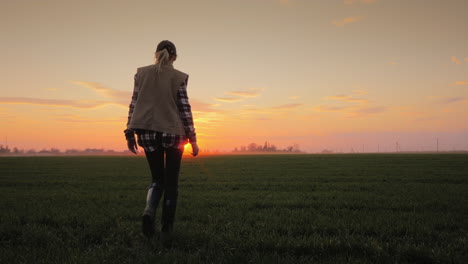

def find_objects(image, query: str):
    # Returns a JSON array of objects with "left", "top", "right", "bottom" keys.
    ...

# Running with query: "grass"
[{"left": 0, "top": 154, "right": 467, "bottom": 263}]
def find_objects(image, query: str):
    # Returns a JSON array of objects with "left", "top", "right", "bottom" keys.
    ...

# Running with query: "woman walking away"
[{"left": 124, "top": 40, "right": 199, "bottom": 243}]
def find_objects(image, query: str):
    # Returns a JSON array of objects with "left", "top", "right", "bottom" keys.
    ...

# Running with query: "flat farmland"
[{"left": 1, "top": 154, "right": 467, "bottom": 263}]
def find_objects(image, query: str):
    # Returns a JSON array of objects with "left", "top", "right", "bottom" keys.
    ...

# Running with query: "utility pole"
[
  {"left": 437, "top": 138, "right": 439, "bottom": 152},
  {"left": 396, "top": 142, "right": 401, "bottom": 153}
]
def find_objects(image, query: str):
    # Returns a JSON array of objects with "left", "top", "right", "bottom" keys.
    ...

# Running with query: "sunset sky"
[{"left": 1, "top": 0, "right": 468, "bottom": 153}]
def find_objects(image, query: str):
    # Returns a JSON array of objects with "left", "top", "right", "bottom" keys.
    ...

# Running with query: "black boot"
[
  {"left": 160, "top": 198, "right": 177, "bottom": 245},
  {"left": 142, "top": 182, "right": 163, "bottom": 238}
]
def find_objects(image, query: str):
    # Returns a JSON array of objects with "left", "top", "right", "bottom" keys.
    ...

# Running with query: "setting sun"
[{"left": 183, "top": 143, "right": 190, "bottom": 154}]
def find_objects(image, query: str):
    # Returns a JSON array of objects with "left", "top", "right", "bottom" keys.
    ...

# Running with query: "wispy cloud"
[
  {"left": 271, "top": 103, "right": 303, "bottom": 109},
  {"left": 312, "top": 91, "right": 386, "bottom": 117},
  {"left": 71, "top": 81, "right": 130, "bottom": 104},
  {"left": 227, "top": 88, "right": 263, "bottom": 98},
  {"left": 440, "top": 97, "right": 465, "bottom": 104},
  {"left": 0, "top": 97, "right": 119, "bottom": 109},
  {"left": 413, "top": 116, "right": 438, "bottom": 122},
  {"left": 327, "top": 95, "right": 369, "bottom": 104},
  {"left": 352, "top": 90, "right": 368, "bottom": 95},
  {"left": 465, "top": 57, "right": 468, "bottom": 63},
  {"left": 333, "top": 16, "right": 364, "bottom": 27},
  {"left": 190, "top": 99, "right": 222, "bottom": 113},
  {"left": 451, "top": 56, "right": 461, "bottom": 65},
  {"left": 0, "top": 81, "right": 138, "bottom": 110},
  {"left": 312, "top": 104, "right": 386, "bottom": 117},
  {"left": 214, "top": 88, "right": 264, "bottom": 103},
  {"left": 243, "top": 107, "right": 273, "bottom": 114},
  {"left": 454, "top": 81, "right": 468, "bottom": 85},
  {"left": 352, "top": 106, "right": 387, "bottom": 114},
  {"left": 344, "top": 0, "right": 377, "bottom": 5},
  {"left": 213, "top": 97, "right": 245, "bottom": 103},
  {"left": 313, "top": 105, "right": 353, "bottom": 112},
  {"left": 56, "top": 116, "right": 124, "bottom": 123},
  {"left": 242, "top": 103, "right": 303, "bottom": 116},
  {"left": 289, "top": 96, "right": 300, "bottom": 100}
]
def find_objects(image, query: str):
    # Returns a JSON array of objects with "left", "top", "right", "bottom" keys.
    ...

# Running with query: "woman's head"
[{"left": 154, "top": 40, "right": 177, "bottom": 69}]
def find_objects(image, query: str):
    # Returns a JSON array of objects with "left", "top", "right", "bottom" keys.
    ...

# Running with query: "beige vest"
[{"left": 129, "top": 64, "right": 188, "bottom": 135}]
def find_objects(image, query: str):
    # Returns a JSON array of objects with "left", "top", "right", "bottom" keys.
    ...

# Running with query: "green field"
[{"left": 1, "top": 154, "right": 467, "bottom": 263}]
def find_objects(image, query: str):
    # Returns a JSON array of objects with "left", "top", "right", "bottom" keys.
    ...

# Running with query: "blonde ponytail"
[{"left": 154, "top": 49, "right": 172, "bottom": 72}]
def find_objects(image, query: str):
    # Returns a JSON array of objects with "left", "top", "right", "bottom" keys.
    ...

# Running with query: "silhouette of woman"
[{"left": 124, "top": 40, "right": 199, "bottom": 243}]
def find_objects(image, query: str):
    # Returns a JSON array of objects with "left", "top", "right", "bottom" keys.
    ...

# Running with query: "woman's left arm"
[{"left": 124, "top": 73, "right": 139, "bottom": 153}]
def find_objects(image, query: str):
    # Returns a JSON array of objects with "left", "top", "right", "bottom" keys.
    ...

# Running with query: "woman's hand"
[
  {"left": 191, "top": 142, "right": 199, "bottom": 157},
  {"left": 127, "top": 138, "right": 138, "bottom": 154}
]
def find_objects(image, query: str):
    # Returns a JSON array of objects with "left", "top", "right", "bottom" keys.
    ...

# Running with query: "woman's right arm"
[{"left": 176, "top": 77, "right": 198, "bottom": 156}]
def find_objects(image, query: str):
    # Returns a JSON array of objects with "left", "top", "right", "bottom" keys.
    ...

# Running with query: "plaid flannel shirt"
[{"left": 124, "top": 73, "right": 196, "bottom": 151}]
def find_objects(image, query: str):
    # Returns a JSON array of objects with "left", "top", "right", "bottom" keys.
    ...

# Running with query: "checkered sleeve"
[
  {"left": 124, "top": 73, "right": 139, "bottom": 139},
  {"left": 176, "top": 79, "right": 197, "bottom": 143}
]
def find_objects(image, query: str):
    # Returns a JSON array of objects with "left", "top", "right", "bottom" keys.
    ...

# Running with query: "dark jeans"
[{"left": 143, "top": 133, "right": 183, "bottom": 203}]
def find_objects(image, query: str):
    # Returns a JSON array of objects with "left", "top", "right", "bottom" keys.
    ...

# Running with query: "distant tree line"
[
  {"left": 233, "top": 141, "right": 301, "bottom": 153},
  {"left": 0, "top": 145, "right": 121, "bottom": 155},
  {"left": 0, "top": 145, "right": 12, "bottom": 153}
]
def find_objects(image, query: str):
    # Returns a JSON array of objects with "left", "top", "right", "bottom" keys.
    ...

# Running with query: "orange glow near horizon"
[{"left": 1, "top": 1, "right": 468, "bottom": 153}]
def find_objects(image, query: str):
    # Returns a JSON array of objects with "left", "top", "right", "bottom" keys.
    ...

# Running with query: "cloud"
[
  {"left": 2, "top": 79, "right": 134, "bottom": 109},
  {"left": 227, "top": 88, "right": 263, "bottom": 98},
  {"left": 388, "top": 61, "right": 398, "bottom": 65},
  {"left": 313, "top": 91, "right": 385, "bottom": 117},
  {"left": 454, "top": 81, "right": 468, "bottom": 85},
  {"left": 213, "top": 97, "right": 245, "bottom": 103},
  {"left": 0, "top": 97, "right": 120, "bottom": 109},
  {"left": 243, "top": 106, "right": 273, "bottom": 114},
  {"left": 333, "top": 16, "right": 364, "bottom": 27},
  {"left": 312, "top": 104, "right": 386, "bottom": 117},
  {"left": 327, "top": 95, "right": 369, "bottom": 104},
  {"left": 289, "top": 96, "right": 300, "bottom": 100},
  {"left": 313, "top": 105, "right": 353, "bottom": 112},
  {"left": 451, "top": 56, "right": 461, "bottom": 65},
  {"left": 56, "top": 116, "right": 124, "bottom": 123},
  {"left": 344, "top": 0, "right": 377, "bottom": 4},
  {"left": 352, "top": 90, "right": 368, "bottom": 95},
  {"left": 71, "top": 81, "right": 130, "bottom": 104},
  {"left": 352, "top": 106, "right": 387, "bottom": 114},
  {"left": 465, "top": 57, "right": 468, "bottom": 63},
  {"left": 271, "top": 103, "right": 303, "bottom": 109},
  {"left": 190, "top": 99, "right": 221, "bottom": 113},
  {"left": 413, "top": 116, "right": 438, "bottom": 122},
  {"left": 440, "top": 97, "right": 465, "bottom": 104},
  {"left": 242, "top": 103, "right": 303, "bottom": 115},
  {"left": 214, "top": 88, "right": 264, "bottom": 103}
]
